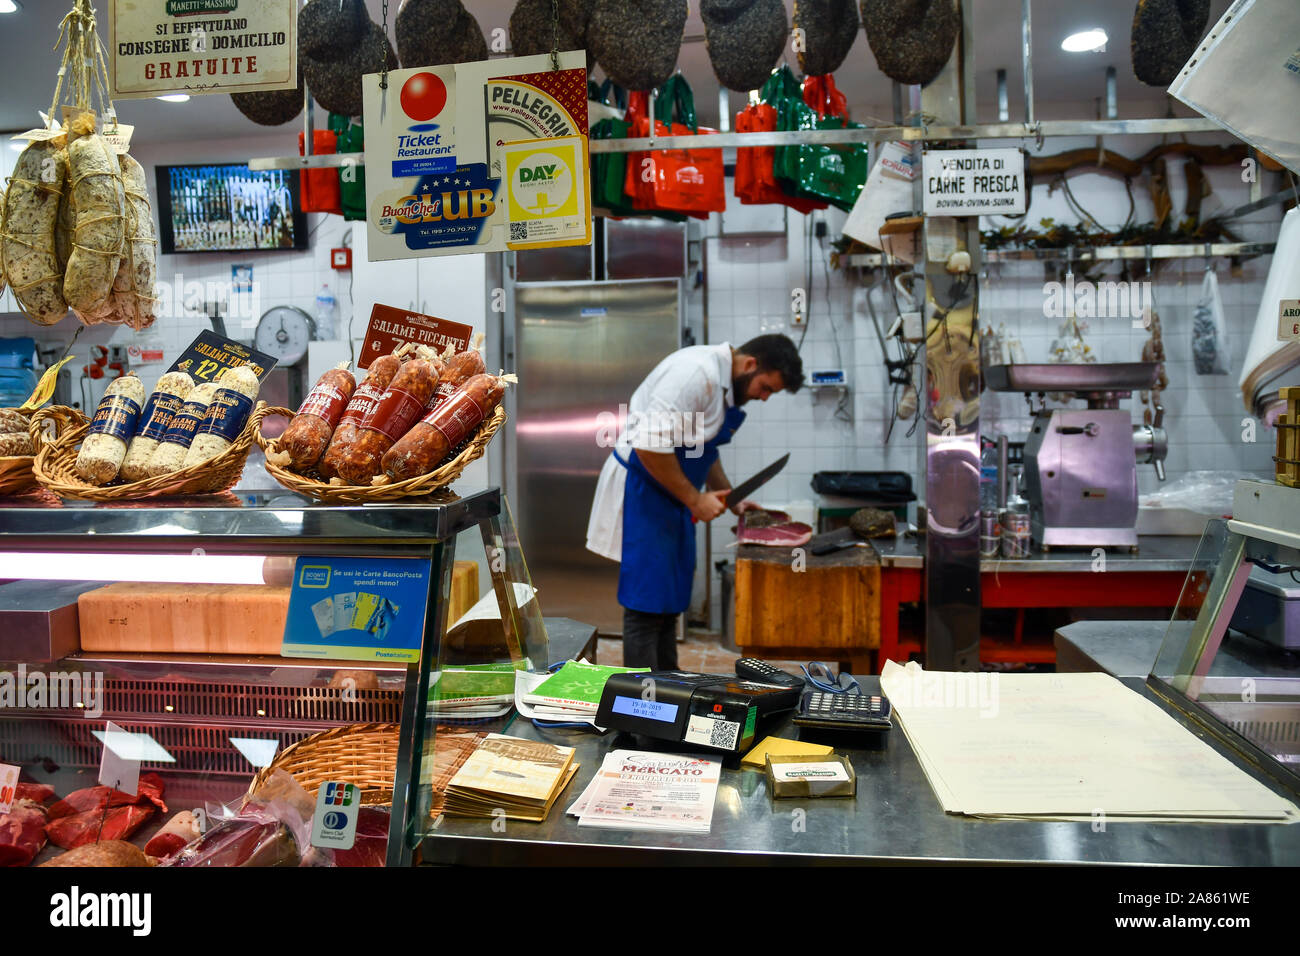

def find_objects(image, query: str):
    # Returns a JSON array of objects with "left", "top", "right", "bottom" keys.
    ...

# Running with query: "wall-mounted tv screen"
[{"left": 155, "top": 163, "right": 308, "bottom": 254}]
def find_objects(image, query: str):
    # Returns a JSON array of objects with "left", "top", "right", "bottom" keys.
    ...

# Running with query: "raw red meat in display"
[
  {"left": 46, "top": 803, "right": 156, "bottom": 850},
  {"left": 44, "top": 772, "right": 167, "bottom": 850},
  {"left": 145, "top": 811, "right": 202, "bottom": 859},
  {"left": 47, "top": 772, "right": 167, "bottom": 819},
  {"left": 0, "top": 799, "right": 48, "bottom": 866},
  {"left": 736, "top": 509, "right": 813, "bottom": 548},
  {"left": 15, "top": 783, "right": 54, "bottom": 804}
]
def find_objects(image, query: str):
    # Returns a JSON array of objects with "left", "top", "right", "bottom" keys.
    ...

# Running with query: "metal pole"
[
  {"left": 921, "top": 0, "right": 982, "bottom": 671},
  {"left": 1022, "top": 0, "right": 1035, "bottom": 126}
]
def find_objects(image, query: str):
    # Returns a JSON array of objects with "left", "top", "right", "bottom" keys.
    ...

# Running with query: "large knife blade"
[{"left": 694, "top": 453, "right": 790, "bottom": 522}]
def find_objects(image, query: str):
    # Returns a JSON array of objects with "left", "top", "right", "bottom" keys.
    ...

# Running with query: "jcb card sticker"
[
  {"left": 1279, "top": 299, "right": 1300, "bottom": 341},
  {"left": 283, "top": 557, "right": 431, "bottom": 662},
  {"left": 363, "top": 51, "right": 589, "bottom": 261},
  {"left": 504, "top": 136, "right": 592, "bottom": 249},
  {"left": 311, "top": 782, "right": 359, "bottom": 851}
]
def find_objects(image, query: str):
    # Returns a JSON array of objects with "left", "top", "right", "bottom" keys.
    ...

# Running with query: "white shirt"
[{"left": 585, "top": 343, "right": 734, "bottom": 562}]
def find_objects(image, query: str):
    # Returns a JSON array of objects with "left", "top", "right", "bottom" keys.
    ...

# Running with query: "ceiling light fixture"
[
  {"left": 1062, "top": 29, "right": 1108, "bottom": 53},
  {"left": 156, "top": 93, "right": 190, "bottom": 103},
  {"left": 0, "top": 1, "right": 22, "bottom": 14}
]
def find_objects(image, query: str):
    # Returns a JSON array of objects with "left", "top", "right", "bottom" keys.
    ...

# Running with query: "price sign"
[
  {"left": 0, "top": 763, "right": 18, "bottom": 813},
  {"left": 168, "top": 330, "right": 277, "bottom": 383},
  {"left": 97, "top": 720, "right": 141, "bottom": 797},
  {"left": 1278, "top": 299, "right": 1300, "bottom": 341}
]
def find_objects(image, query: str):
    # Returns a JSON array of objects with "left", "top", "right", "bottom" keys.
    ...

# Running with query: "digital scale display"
[{"left": 611, "top": 696, "right": 679, "bottom": 723}]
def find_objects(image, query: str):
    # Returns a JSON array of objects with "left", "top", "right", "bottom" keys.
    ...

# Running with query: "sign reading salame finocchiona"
[{"left": 108, "top": 0, "right": 296, "bottom": 99}]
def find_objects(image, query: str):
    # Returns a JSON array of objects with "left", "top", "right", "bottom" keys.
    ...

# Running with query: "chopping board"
[{"left": 79, "top": 583, "right": 292, "bottom": 655}]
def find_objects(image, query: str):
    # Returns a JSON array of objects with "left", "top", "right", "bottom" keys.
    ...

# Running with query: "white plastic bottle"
[{"left": 314, "top": 284, "right": 337, "bottom": 340}]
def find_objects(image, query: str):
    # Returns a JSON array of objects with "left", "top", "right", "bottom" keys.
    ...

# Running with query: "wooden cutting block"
[
  {"left": 446, "top": 561, "right": 479, "bottom": 630},
  {"left": 78, "top": 583, "right": 291, "bottom": 654},
  {"left": 735, "top": 544, "right": 881, "bottom": 654}
]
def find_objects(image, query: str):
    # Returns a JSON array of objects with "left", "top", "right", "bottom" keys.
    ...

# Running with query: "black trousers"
[{"left": 622, "top": 607, "right": 679, "bottom": 671}]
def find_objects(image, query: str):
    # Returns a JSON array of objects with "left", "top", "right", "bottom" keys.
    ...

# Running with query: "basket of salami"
[
  {"left": 256, "top": 342, "right": 513, "bottom": 505},
  {"left": 31, "top": 366, "right": 266, "bottom": 501},
  {"left": 0, "top": 408, "right": 38, "bottom": 495}
]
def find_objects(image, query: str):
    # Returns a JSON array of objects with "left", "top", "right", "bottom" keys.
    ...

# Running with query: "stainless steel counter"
[
  {"left": 869, "top": 534, "right": 1195, "bottom": 573},
  {"left": 421, "top": 675, "right": 1300, "bottom": 866},
  {"left": 1055, "top": 620, "right": 1300, "bottom": 680}
]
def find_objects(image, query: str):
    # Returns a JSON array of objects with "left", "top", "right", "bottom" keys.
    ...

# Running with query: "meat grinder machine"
[{"left": 986, "top": 363, "right": 1168, "bottom": 550}]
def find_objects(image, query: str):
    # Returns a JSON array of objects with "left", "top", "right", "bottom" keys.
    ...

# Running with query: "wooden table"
[{"left": 734, "top": 542, "right": 880, "bottom": 673}]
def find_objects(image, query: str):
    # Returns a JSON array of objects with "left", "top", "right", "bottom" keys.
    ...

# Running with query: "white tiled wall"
[{"left": 698, "top": 136, "right": 1287, "bottom": 627}]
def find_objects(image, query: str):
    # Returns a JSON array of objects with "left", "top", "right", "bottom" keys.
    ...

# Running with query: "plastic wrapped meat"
[
  {"left": 300, "top": 807, "right": 389, "bottom": 867},
  {"left": 145, "top": 811, "right": 203, "bottom": 860},
  {"left": 162, "top": 806, "right": 299, "bottom": 868},
  {"left": 0, "top": 799, "right": 48, "bottom": 866}
]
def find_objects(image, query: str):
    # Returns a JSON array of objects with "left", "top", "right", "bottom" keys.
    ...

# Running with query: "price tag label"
[
  {"left": 310, "top": 781, "right": 360, "bottom": 851},
  {"left": 97, "top": 720, "right": 141, "bottom": 796},
  {"left": 1278, "top": 299, "right": 1300, "bottom": 341},
  {"left": 0, "top": 763, "right": 18, "bottom": 813}
]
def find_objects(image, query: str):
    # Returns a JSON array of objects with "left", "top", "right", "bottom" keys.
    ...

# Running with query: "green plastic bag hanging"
[{"left": 331, "top": 113, "right": 366, "bottom": 222}]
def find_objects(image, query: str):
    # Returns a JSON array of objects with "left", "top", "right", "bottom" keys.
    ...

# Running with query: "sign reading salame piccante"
[{"left": 109, "top": 0, "right": 296, "bottom": 99}]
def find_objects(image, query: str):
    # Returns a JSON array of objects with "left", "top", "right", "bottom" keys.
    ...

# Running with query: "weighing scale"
[{"left": 253, "top": 305, "right": 317, "bottom": 411}]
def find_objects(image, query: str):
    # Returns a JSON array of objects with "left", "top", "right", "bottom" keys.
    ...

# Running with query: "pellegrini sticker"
[{"left": 363, "top": 52, "right": 590, "bottom": 261}]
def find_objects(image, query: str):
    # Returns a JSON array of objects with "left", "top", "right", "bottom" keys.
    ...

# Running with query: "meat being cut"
[
  {"left": 736, "top": 509, "right": 813, "bottom": 548},
  {"left": 0, "top": 799, "right": 48, "bottom": 866}
]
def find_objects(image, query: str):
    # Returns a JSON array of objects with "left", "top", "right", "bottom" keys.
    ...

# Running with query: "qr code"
[
  {"left": 709, "top": 719, "right": 739, "bottom": 750},
  {"left": 509, "top": 221, "right": 528, "bottom": 241}
]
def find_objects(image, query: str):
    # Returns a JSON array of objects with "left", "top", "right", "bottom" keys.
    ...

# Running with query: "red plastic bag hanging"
[
  {"left": 623, "top": 75, "right": 725, "bottom": 217},
  {"left": 802, "top": 74, "right": 849, "bottom": 120},
  {"left": 298, "top": 129, "right": 341, "bottom": 214}
]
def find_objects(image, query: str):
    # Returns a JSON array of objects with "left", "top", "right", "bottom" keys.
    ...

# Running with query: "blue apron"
[{"left": 616, "top": 405, "right": 747, "bottom": 614}]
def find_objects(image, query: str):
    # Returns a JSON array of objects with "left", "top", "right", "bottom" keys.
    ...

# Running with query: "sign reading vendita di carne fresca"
[
  {"left": 363, "top": 51, "right": 591, "bottom": 261},
  {"left": 108, "top": 0, "right": 297, "bottom": 99}
]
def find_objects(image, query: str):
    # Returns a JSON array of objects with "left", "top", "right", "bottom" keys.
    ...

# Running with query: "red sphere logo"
[{"left": 400, "top": 72, "right": 447, "bottom": 122}]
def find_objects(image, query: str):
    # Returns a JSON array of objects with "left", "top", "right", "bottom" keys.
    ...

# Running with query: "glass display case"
[
  {"left": 0, "top": 486, "right": 545, "bottom": 867},
  {"left": 1149, "top": 479, "right": 1300, "bottom": 795}
]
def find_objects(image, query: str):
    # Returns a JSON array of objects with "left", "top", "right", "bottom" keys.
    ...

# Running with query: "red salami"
[
  {"left": 336, "top": 358, "right": 441, "bottom": 485},
  {"left": 279, "top": 367, "right": 357, "bottom": 470},
  {"left": 382, "top": 373, "right": 510, "bottom": 482},
  {"left": 319, "top": 354, "right": 401, "bottom": 479}
]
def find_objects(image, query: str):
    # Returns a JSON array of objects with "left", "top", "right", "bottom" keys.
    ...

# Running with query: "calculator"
[{"left": 793, "top": 691, "right": 892, "bottom": 732}]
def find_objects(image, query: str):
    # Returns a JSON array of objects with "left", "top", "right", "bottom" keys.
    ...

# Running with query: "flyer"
[
  {"left": 282, "top": 557, "right": 431, "bottom": 663},
  {"left": 362, "top": 52, "right": 590, "bottom": 261},
  {"left": 576, "top": 750, "right": 722, "bottom": 833}
]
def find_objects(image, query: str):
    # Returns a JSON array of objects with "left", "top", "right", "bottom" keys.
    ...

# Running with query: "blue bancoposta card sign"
[{"left": 282, "top": 556, "right": 431, "bottom": 662}]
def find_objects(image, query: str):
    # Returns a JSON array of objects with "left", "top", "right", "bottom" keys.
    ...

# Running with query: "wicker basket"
[
  {"left": 254, "top": 402, "right": 507, "bottom": 505},
  {"left": 246, "top": 723, "right": 398, "bottom": 807},
  {"left": 0, "top": 454, "right": 36, "bottom": 496},
  {"left": 31, "top": 401, "right": 266, "bottom": 501}
]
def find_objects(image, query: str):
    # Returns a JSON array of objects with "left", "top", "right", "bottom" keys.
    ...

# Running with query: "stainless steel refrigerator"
[{"left": 505, "top": 279, "right": 683, "bottom": 634}]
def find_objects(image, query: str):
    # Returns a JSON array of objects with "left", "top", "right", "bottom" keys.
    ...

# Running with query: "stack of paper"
[
  {"left": 426, "top": 731, "right": 489, "bottom": 819},
  {"left": 880, "top": 662, "right": 1300, "bottom": 824},
  {"left": 429, "top": 662, "right": 523, "bottom": 719},
  {"left": 569, "top": 750, "right": 721, "bottom": 833},
  {"left": 522, "top": 660, "right": 645, "bottom": 719},
  {"left": 444, "top": 733, "right": 578, "bottom": 822}
]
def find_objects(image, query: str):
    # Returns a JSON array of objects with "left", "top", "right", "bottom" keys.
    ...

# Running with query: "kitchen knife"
[{"left": 693, "top": 453, "right": 790, "bottom": 522}]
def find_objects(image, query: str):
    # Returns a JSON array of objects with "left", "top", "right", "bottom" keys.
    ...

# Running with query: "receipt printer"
[{"left": 596, "top": 671, "right": 802, "bottom": 755}]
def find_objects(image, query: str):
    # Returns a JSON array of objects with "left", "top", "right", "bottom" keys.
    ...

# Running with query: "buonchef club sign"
[
  {"left": 363, "top": 51, "right": 591, "bottom": 261},
  {"left": 108, "top": 0, "right": 297, "bottom": 99}
]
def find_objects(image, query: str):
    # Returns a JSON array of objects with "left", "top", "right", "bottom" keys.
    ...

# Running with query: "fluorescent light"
[
  {"left": 0, "top": 552, "right": 269, "bottom": 584},
  {"left": 8, "top": 140, "right": 24, "bottom": 151},
  {"left": 156, "top": 93, "right": 190, "bottom": 103},
  {"left": 0, "top": 1, "right": 21, "bottom": 14},
  {"left": 1062, "top": 29, "right": 1107, "bottom": 53}
]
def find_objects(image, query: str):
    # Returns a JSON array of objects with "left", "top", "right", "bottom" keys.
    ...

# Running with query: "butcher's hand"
[
  {"left": 689, "top": 490, "right": 729, "bottom": 522},
  {"left": 730, "top": 499, "right": 761, "bottom": 515}
]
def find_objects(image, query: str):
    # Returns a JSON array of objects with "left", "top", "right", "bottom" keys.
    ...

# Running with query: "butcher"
[{"left": 586, "top": 335, "right": 804, "bottom": 670}]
